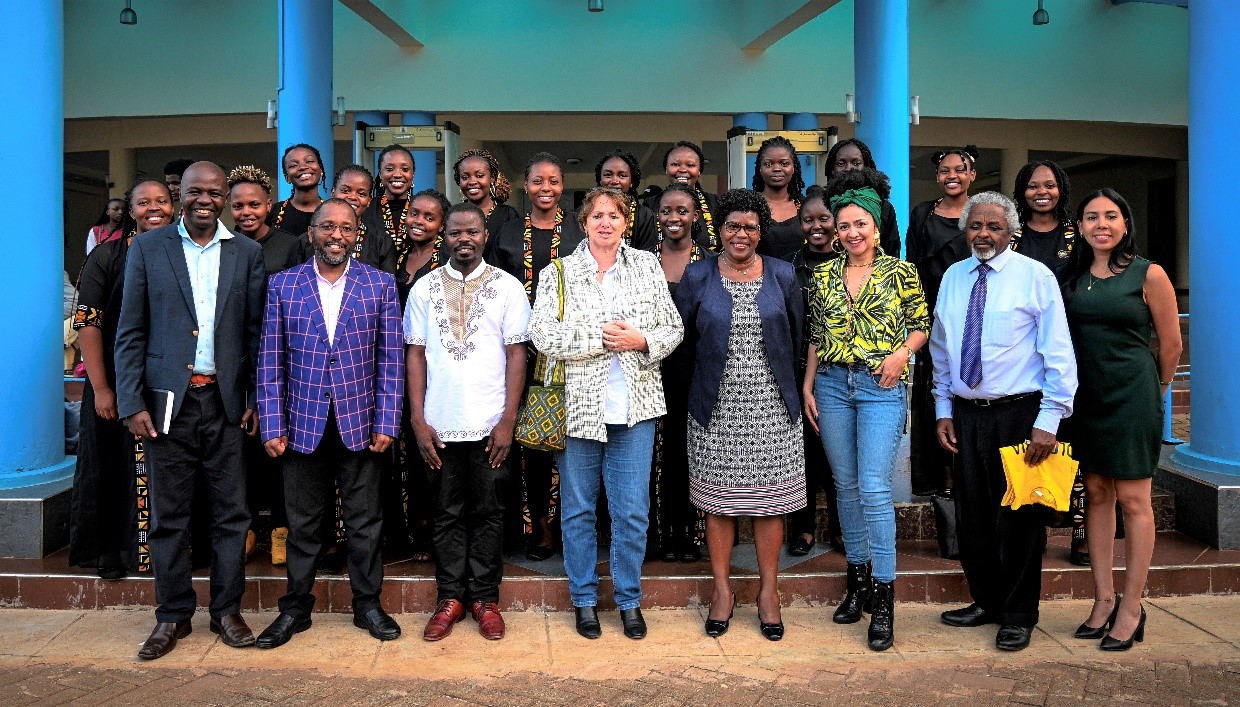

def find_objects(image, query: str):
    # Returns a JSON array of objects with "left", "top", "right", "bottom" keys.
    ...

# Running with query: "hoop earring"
[
  {"left": 874, "top": 229, "right": 882, "bottom": 247},
  {"left": 831, "top": 236, "right": 845, "bottom": 254}
]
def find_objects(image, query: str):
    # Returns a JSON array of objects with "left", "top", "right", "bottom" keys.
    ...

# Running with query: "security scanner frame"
[
  {"left": 354, "top": 121, "right": 462, "bottom": 202},
  {"left": 726, "top": 126, "right": 838, "bottom": 191}
]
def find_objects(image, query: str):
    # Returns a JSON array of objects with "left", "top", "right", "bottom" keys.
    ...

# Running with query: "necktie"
[{"left": 960, "top": 263, "right": 990, "bottom": 389}]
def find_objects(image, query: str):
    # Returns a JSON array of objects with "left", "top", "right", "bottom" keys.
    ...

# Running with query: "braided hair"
[
  {"left": 824, "top": 138, "right": 876, "bottom": 177},
  {"left": 332, "top": 164, "right": 374, "bottom": 192},
  {"left": 751, "top": 135, "right": 805, "bottom": 199},
  {"left": 227, "top": 165, "right": 273, "bottom": 193},
  {"left": 594, "top": 149, "right": 643, "bottom": 197},
  {"left": 453, "top": 149, "right": 511, "bottom": 204}
]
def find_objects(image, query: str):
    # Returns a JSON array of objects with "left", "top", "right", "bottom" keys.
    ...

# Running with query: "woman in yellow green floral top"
[{"left": 801, "top": 169, "right": 930, "bottom": 653}]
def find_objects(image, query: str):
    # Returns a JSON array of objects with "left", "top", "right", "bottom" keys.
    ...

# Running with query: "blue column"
[
  {"left": 0, "top": 0, "right": 73, "bottom": 489},
  {"left": 733, "top": 113, "right": 769, "bottom": 190},
  {"left": 783, "top": 113, "right": 819, "bottom": 184},
  {"left": 277, "top": 0, "right": 334, "bottom": 202},
  {"left": 401, "top": 111, "right": 437, "bottom": 194},
  {"left": 854, "top": 0, "right": 909, "bottom": 256},
  {"left": 1172, "top": 0, "right": 1240, "bottom": 476}
]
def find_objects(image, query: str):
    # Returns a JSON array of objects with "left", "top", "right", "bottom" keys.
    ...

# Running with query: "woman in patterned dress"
[
  {"left": 803, "top": 169, "right": 930, "bottom": 651},
  {"left": 675, "top": 189, "right": 805, "bottom": 641}
]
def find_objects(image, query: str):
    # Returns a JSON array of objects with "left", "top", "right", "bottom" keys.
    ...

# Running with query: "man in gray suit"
[{"left": 115, "top": 161, "right": 266, "bottom": 660}]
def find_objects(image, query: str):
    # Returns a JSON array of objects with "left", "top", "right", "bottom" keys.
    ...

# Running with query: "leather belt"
[
  {"left": 955, "top": 391, "right": 1040, "bottom": 408},
  {"left": 189, "top": 373, "right": 218, "bottom": 388}
]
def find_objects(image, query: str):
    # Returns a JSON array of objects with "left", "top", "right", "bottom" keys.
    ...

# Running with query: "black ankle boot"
[
  {"left": 867, "top": 580, "right": 895, "bottom": 651},
  {"left": 833, "top": 562, "right": 872, "bottom": 624}
]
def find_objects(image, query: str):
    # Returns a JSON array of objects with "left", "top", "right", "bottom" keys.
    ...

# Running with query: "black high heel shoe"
[
  {"left": 704, "top": 592, "right": 736, "bottom": 637},
  {"left": 1100, "top": 606, "right": 1146, "bottom": 651},
  {"left": 1074, "top": 594, "right": 1121, "bottom": 639},
  {"left": 757, "top": 590, "right": 784, "bottom": 641}
]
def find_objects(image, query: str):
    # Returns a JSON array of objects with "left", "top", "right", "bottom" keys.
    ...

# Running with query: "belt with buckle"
[
  {"left": 955, "top": 391, "right": 1040, "bottom": 407},
  {"left": 189, "top": 373, "right": 218, "bottom": 388}
]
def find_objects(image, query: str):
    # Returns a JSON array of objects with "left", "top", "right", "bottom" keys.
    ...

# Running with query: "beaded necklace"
[
  {"left": 625, "top": 195, "right": 638, "bottom": 245},
  {"left": 694, "top": 185, "right": 718, "bottom": 252},
  {"left": 1012, "top": 219, "right": 1077, "bottom": 259},
  {"left": 350, "top": 222, "right": 368, "bottom": 260},
  {"left": 403, "top": 234, "right": 445, "bottom": 277},
  {"left": 522, "top": 208, "right": 563, "bottom": 298},
  {"left": 274, "top": 197, "right": 322, "bottom": 230},
  {"left": 655, "top": 234, "right": 705, "bottom": 265},
  {"left": 380, "top": 194, "right": 410, "bottom": 254}
]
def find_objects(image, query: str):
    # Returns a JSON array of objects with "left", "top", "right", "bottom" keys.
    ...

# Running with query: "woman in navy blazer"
[{"left": 674, "top": 189, "right": 805, "bottom": 641}]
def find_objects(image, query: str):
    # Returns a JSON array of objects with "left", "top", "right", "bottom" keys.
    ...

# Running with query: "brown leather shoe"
[
  {"left": 422, "top": 598, "right": 466, "bottom": 641},
  {"left": 210, "top": 613, "right": 256, "bottom": 647},
  {"left": 470, "top": 600, "right": 506, "bottom": 640},
  {"left": 137, "top": 620, "right": 192, "bottom": 660}
]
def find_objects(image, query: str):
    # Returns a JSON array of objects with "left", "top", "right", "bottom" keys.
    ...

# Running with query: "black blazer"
[
  {"left": 674, "top": 255, "right": 803, "bottom": 428},
  {"left": 113, "top": 223, "right": 266, "bottom": 425}
]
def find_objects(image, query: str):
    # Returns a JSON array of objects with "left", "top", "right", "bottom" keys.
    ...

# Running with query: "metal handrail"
[{"left": 1162, "top": 313, "right": 1190, "bottom": 445}]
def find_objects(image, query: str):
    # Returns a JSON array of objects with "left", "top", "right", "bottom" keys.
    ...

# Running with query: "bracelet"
[{"left": 1160, "top": 379, "right": 1173, "bottom": 385}]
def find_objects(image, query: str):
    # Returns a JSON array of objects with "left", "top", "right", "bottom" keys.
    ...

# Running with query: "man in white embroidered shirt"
[
  {"left": 929, "top": 192, "right": 1078, "bottom": 652},
  {"left": 404, "top": 202, "right": 531, "bottom": 642}
]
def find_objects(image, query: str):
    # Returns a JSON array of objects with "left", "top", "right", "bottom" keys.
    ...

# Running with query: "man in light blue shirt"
[{"left": 929, "top": 192, "right": 1077, "bottom": 652}]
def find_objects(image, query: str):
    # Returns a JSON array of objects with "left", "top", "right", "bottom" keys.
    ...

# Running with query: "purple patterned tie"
[{"left": 960, "top": 263, "right": 990, "bottom": 389}]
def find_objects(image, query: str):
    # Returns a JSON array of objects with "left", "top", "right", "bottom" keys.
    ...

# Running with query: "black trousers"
[
  {"left": 788, "top": 418, "right": 841, "bottom": 540},
  {"left": 245, "top": 432, "right": 286, "bottom": 529},
  {"left": 911, "top": 349, "right": 952, "bottom": 495},
  {"left": 279, "top": 413, "right": 384, "bottom": 618},
  {"left": 430, "top": 440, "right": 508, "bottom": 602},
  {"left": 145, "top": 384, "right": 249, "bottom": 622},
  {"left": 953, "top": 394, "right": 1047, "bottom": 627}
]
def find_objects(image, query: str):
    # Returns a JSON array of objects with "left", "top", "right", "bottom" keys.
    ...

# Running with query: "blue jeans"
[
  {"left": 814, "top": 364, "right": 906, "bottom": 582},
  {"left": 557, "top": 420, "right": 655, "bottom": 610}
]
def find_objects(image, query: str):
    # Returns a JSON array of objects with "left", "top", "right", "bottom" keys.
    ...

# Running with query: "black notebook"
[{"left": 145, "top": 388, "right": 175, "bottom": 434}]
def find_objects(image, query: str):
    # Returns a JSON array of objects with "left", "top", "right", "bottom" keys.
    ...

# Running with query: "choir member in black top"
[
  {"left": 329, "top": 164, "right": 397, "bottom": 273},
  {"left": 754, "top": 136, "right": 807, "bottom": 259},
  {"left": 70, "top": 179, "right": 175, "bottom": 579},
  {"left": 823, "top": 139, "right": 901, "bottom": 258},
  {"left": 645, "top": 141, "right": 720, "bottom": 252},
  {"left": 595, "top": 149, "right": 658, "bottom": 251},
  {"left": 454, "top": 148, "right": 519, "bottom": 258},
  {"left": 396, "top": 189, "right": 451, "bottom": 311},
  {"left": 363, "top": 144, "right": 416, "bottom": 269},
  {"left": 906, "top": 147, "right": 977, "bottom": 498},
  {"left": 229, "top": 166, "right": 305, "bottom": 274},
  {"left": 1011, "top": 160, "right": 1076, "bottom": 276},
  {"left": 269, "top": 143, "right": 325, "bottom": 239},
  {"left": 487, "top": 152, "right": 584, "bottom": 561}
]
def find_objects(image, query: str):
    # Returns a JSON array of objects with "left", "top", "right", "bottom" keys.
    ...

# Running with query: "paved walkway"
[{"left": 0, "top": 597, "right": 1237, "bottom": 705}]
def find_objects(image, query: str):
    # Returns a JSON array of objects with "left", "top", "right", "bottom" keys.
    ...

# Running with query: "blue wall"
[{"left": 64, "top": 0, "right": 1187, "bottom": 126}]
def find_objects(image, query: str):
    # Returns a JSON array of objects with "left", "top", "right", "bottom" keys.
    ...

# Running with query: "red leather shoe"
[
  {"left": 470, "top": 600, "right": 506, "bottom": 640},
  {"left": 423, "top": 598, "right": 466, "bottom": 641}
]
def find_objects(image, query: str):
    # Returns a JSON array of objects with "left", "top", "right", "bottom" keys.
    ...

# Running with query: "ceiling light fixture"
[
  {"left": 119, "top": 1, "right": 137, "bottom": 25},
  {"left": 588, "top": 0, "right": 604, "bottom": 12},
  {"left": 1033, "top": 1, "right": 1049, "bottom": 26}
]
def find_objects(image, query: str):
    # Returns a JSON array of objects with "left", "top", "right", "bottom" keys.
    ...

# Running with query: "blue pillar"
[
  {"left": 0, "top": 0, "right": 73, "bottom": 489},
  {"left": 783, "top": 113, "right": 819, "bottom": 185},
  {"left": 277, "top": 0, "right": 334, "bottom": 202},
  {"left": 402, "top": 111, "right": 437, "bottom": 194},
  {"left": 1172, "top": 0, "right": 1240, "bottom": 477},
  {"left": 854, "top": 0, "right": 909, "bottom": 255},
  {"left": 733, "top": 113, "right": 769, "bottom": 190}
]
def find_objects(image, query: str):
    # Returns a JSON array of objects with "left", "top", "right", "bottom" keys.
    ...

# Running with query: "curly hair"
[
  {"left": 823, "top": 138, "right": 876, "bottom": 177},
  {"left": 751, "top": 135, "right": 806, "bottom": 199},
  {"left": 576, "top": 187, "right": 631, "bottom": 233},
  {"left": 227, "top": 165, "right": 273, "bottom": 194},
  {"left": 1013, "top": 159, "right": 1071, "bottom": 226},
  {"left": 824, "top": 167, "right": 892, "bottom": 203},
  {"left": 453, "top": 149, "right": 511, "bottom": 204},
  {"left": 594, "top": 149, "right": 643, "bottom": 197},
  {"left": 715, "top": 188, "right": 772, "bottom": 236}
]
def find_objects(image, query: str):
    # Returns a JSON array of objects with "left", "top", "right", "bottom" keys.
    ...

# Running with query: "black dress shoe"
[
  {"left": 210, "top": 613, "right": 256, "bottom": 647},
  {"left": 354, "top": 608, "right": 401, "bottom": 640},
  {"left": 788, "top": 535, "right": 814, "bottom": 557},
  {"left": 575, "top": 606, "right": 601, "bottom": 639},
  {"left": 620, "top": 608, "right": 647, "bottom": 639},
  {"left": 996, "top": 624, "right": 1034, "bottom": 651},
  {"left": 704, "top": 592, "right": 737, "bottom": 637},
  {"left": 941, "top": 603, "right": 997, "bottom": 627},
  {"left": 1069, "top": 548, "right": 1091, "bottom": 567},
  {"left": 255, "top": 613, "right": 312, "bottom": 649},
  {"left": 137, "top": 620, "right": 192, "bottom": 660}
]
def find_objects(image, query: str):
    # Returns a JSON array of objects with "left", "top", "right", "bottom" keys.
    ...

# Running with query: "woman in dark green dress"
[{"left": 1062, "top": 189, "right": 1182, "bottom": 651}]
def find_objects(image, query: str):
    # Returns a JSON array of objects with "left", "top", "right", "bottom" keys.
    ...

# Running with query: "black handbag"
[{"left": 930, "top": 489, "right": 961, "bottom": 560}]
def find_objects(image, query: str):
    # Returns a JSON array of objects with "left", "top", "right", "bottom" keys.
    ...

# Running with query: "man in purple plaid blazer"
[{"left": 254, "top": 199, "right": 405, "bottom": 648}]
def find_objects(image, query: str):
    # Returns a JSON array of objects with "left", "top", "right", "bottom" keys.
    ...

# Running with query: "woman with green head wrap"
[{"left": 802, "top": 168, "right": 931, "bottom": 652}]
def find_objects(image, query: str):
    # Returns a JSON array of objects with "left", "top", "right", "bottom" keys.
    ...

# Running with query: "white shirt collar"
[
  {"left": 313, "top": 257, "right": 350, "bottom": 287},
  {"left": 968, "top": 244, "right": 1015, "bottom": 273},
  {"left": 445, "top": 261, "right": 488, "bottom": 282},
  {"left": 177, "top": 218, "right": 234, "bottom": 244}
]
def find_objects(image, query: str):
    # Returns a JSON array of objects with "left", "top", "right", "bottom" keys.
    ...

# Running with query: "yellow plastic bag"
[{"left": 999, "top": 442, "right": 1077, "bottom": 512}]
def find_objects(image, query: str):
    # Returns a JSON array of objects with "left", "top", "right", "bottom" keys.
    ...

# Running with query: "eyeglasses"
[
  {"left": 722, "top": 221, "right": 760, "bottom": 236},
  {"left": 311, "top": 222, "right": 356, "bottom": 236}
]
